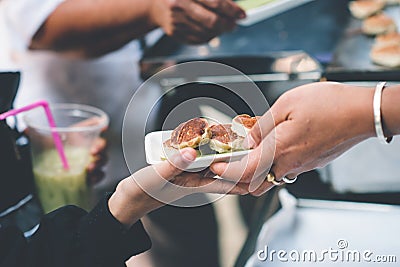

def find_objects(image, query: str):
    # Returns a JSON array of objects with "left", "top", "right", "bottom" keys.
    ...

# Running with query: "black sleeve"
[{"left": 0, "top": 193, "right": 151, "bottom": 267}]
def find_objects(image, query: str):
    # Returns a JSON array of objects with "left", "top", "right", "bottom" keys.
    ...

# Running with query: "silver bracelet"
[{"left": 373, "top": 82, "right": 392, "bottom": 144}]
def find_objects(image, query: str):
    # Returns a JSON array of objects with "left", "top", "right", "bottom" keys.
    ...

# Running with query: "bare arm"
[
  {"left": 29, "top": 0, "right": 156, "bottom": 58},
  {"left": 382, "top": 85, "right": 400, "bottom": 137},
  {"left": 29, "top": 0, "right": 245, "bottom": 58},
  {"left": 108, "top": 148, "right": 247, "bottom": 227},
  {"left": 210, "top": 82, "right": 400, "bottom": 196}
]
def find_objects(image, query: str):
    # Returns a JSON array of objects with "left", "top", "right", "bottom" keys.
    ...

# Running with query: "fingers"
[
  {"left": 87, "top": 137, "right": 108, "bottom": 185},
  {"left": 175, "top": 175, "right": 249, "bottom": 195},
  {"left": 90, "top": 137, "right": 106, "bottom": 155},
  {"left": 198, "top": 0, "right": 246, "bottom": 20},
  {"left": 248, "top": 177, "right": 274, "bottom": 196},
  {"left": 170, "top": 17, "right": 218, "bottom": 44},
  {"left": 243, "top": 110, "right": 275, "bottom": 149},
  {"left": 87, "top": 152, "right": 108, "bottom": 171},
  {"left": 153, "top": 147, "right": 197, "bottom": 180},
  {"left": 130, "top": 147, "right": 196, "bottom": 192},
  {"left": 164, "top": 0, "right": 244, "bottom": 44},
  {"left": 243, "top": 95, "right": 291, "bottom": 149},
  {"left": 186, "top": 1, "right": 236, "bottom": 33},
  {"left": 210, "top": 131, "right": 275, "bottom": 184}
]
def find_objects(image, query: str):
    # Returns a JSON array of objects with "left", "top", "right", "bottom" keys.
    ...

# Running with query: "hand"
[
  {"left": 109, "top": 147, "right": 248, "bottom": 227},
  {"left": 211, "top": 82, "right": 376, "bottom": 196},
  {"left": 86, "top": 137, "right": 107, "bottom": 186},
  {"left": 150, "top": 0, "right": 246, "bottom": 44},
  {"left": 72, "top": 117, "right": 108, "bottom": 186}
]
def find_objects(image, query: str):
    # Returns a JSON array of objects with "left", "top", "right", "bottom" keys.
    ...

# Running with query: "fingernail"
[
  {"left": 237, "top": 185, "right": 249, "bottom": 195},
  {"left": 240, "top": 188, "right": 249, "bottom": 195},
  {"left": 243, "top": 135, "right": 256, "bottom": 149},
  {"left": 182, "top": 149, "right": 196, "bottom": 162}
]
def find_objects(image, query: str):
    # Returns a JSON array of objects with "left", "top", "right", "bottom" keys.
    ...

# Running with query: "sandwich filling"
[{"left": 209, "top": 124, "right": 244, "bottom": 153}]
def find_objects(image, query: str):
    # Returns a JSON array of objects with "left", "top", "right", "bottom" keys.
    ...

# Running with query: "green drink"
[
  {"left": 24, "top": 103, "right": 109, "bottom": 214},
  {"left": 33, "top": 147, "right": 91, "bottom": 213}
]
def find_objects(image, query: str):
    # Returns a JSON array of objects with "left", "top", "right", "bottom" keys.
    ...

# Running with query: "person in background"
[
  {"left": 211, "top": 81, "right": 400, "bottom": 195},
  {"left": 0, "top": 1, "right": 245, "bottom": 266},
  {"left": 0, "top": 147, "right": 247, "bottom": 267}
]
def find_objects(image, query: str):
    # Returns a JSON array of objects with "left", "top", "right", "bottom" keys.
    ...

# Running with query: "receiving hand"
[
  {"left": 211, "top": 82, "right": 376, "bottom": 196},
  {"left": 109, "top": 147, "right": 248, "bottom": 227},
  {"left": 150, "top": 0, "right": 246, "bottom": 44},
  {"left": 86, "top": 136, "right": 107, "bottom": 186},
  {"left": 71, "top": 116, "right": 108, "bottom": 186}
]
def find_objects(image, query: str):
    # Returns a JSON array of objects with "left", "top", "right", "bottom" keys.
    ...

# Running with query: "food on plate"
[
  {"left": 362, "top": 13, "right": 397, "bottom": 35},
  {"left": 232, "top": 114, "right": 259, "bottom": 137},
  {"left": 162, "top": 139, "right": 202, "bottom": 159},
  {"left": 373, "top": 32, "right": 400, "bottom": 49},
  {"left": 209, "top": 124, "right": 244, "bottom": 153},
  {"left": 160, "top": 115, "right": 259, "bottom": 160},
  {"left": 370, "top": 44, "right": 400, "bottom": 67},
  {"left": 348, "top": 0, "right": 385, "bottom": 19},
  {"left": 169, "top": 117, "right": 211, "bottom": 149}
]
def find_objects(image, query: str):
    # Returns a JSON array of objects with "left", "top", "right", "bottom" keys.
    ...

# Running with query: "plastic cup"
[{"left": 24, "top": 103, "right": 109, "bottom": 213}]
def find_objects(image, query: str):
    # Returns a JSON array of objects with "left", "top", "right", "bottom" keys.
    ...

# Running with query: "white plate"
[
  {"left": 237, "top": 0, "right": 314, "bottom": 26},
  {"left": 145, "top": 130, "right": 251, "bottom": 170}
]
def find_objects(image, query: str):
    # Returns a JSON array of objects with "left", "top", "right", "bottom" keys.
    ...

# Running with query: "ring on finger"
[
  {"left": 282, "top": 176, "right": 297, "bottom": 184},
  {"left": 265, "top": 171, "right": 284, "bottom": 186}
]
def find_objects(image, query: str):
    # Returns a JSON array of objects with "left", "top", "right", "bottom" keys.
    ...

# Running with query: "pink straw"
[{"left": 0, "top": 100, "right": 69, "bottom": 170}]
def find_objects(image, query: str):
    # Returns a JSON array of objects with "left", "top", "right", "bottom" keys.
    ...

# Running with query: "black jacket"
[{"left": 0, "top": 194, "right": 151, "bottom": 267}]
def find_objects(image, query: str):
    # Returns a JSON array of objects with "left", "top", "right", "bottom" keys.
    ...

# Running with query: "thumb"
[{"left": 153, "top": 147, "right": 197, "bottom": 180}]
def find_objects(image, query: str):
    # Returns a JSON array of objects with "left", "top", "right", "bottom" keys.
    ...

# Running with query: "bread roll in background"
[
  {"left": 349, "top": 0, "right": 385, "bottom": 19},
  {"left": 370, "top": 44, "right": 400, "bottom": 67},
  {"left": 373, "top": 32, "right": 400, "bottom": 49},
  {"left": 362, "top": 13, "right": 397, "bottom": 35}
]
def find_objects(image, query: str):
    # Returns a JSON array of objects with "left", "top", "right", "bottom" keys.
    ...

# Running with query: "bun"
[
  {"left": 170, "top": 118, "right": 211, "bottom": 149},
  {"left": 164, "top": 115, "right": 258, "bottom": 158},
  {"left": 373, "top": 32, "right": 400, "bottom": 49},
  {"left": 231, "top": 114, "right": 259, "bottom": 137},
  {"left": 370, "top": 44, "right": 400, "bottom": 67},
  {"left": 362, "top": 13, "right": 397, "bottom": 35},
  {"left": 209, "top": 124, "right": 244, "bottom": 153},
  {"left": 349, "top": 0, "right": 385, "bottom": 19}
]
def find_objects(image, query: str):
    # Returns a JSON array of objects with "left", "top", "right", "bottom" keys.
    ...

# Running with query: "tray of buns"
[
  {"left": 325, "top": 0, "right": 400, "bottom": 81},
  {"left": 145, "top": 115, "right": 258, "bottom": 170}
]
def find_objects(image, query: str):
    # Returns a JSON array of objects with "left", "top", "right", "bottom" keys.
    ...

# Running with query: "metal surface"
[
  {"left": 146, "top": 51, "right": 322, "bottom": 91},
  {"left": 244, "top": 198, "right": 400, "bottom": 266}
]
